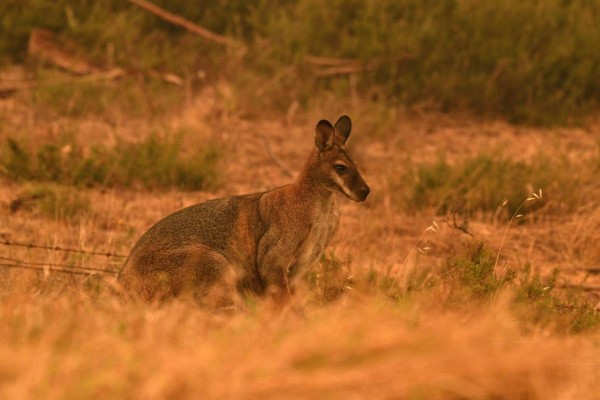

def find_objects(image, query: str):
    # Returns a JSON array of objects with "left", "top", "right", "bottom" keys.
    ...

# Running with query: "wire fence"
[
  {"left": 0, "top": 239, "right": 127, "bottom": 258},
  {"left": 0, "top": 262, "right": 117, "bottom": 276},
  {"left": 0, "top": 239, "right": 124, "bottom": 276}
]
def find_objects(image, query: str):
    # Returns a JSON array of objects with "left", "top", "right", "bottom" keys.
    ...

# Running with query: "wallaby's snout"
[
  {"left": 356, "top": 180, "right": 370, "bottom": 202},
  {"left": 345, "top": 175, "right": 370, "bottom": 202}
]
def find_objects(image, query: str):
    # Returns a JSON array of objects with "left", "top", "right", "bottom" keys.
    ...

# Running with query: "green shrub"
[
  {"left": 0, "top": 132, "right": 220, "bottom": 190},
  {"left": 513, "top": 265, "right": 600, "bottom": 334},
  {"left": 252, "top": 0, "right": 600, "bottom": 124},
  {"left": 28, "top": 74, "right": 185, "bottom": 119},
  {"left": 441, "top": 240, "right": 599, "bottom": 334},
  {"left": 443, "top": 241, "right": 513, "bottom": 298},
  {"left": 10, "top": 184, "right": 90, "bottom": 219},
  {"left": 404, "top": 153, "right": 578, "bottom": 216},
  {"left": 2, "top": 137, "right": 32, "bottom": 179}
]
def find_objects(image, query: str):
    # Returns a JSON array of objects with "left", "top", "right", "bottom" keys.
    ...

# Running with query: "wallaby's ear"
[
  {"left": 315, "top": 120, "right": 335, "bottom": 152},
  {"left": 333, "top": 115, "right": 352, "bottom": 145}
]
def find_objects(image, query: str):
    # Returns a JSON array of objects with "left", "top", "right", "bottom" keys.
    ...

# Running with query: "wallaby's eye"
[{"left": 334, "top": 164, "right": 347, "bottom": 174}]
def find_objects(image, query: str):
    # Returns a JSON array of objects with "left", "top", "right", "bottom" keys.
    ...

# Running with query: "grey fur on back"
[
  {"left": 121, "top": 192, "right": 268, "bottom": 305},
  {"left": 134, "top": 195, "right": 259, "bottom": 255}
]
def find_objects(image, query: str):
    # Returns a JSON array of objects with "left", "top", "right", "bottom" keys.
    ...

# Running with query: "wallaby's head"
[{"left": 312, "top": 115, "right": 370, "bottom": 202}]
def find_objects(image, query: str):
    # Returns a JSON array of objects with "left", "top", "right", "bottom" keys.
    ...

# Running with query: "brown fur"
[{"left": 118, "top": 116, "right": 370, "bottom": 308}]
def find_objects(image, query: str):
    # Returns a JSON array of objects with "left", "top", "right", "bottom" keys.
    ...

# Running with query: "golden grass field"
[{"left": 1, "top": 84, "right": 599, "bottom": 399}]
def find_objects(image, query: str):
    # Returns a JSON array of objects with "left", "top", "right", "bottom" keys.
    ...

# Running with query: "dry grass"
[
  {"left": 0, "top": 286, "right": 597, "bottom": 399},
  {"left": 1, "top": 88, "right": 600, "bottom": 399}
]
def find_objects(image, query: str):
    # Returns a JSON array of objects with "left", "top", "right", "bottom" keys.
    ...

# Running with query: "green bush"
[
  {"left": 443, "top": 241, "right": 513, "bottom": 298},
  {"left": 0, "top": 132, "right": 220, "bottom": 190},
  {"left": 404, "top": 153, "right": 577, "bottom": 216},
  {"left": 441, "top": 241, "right": 599, "bottom": 334},
  {"left": 28, "top": 74, "right": 185, "bottom": 119},
  {"left": 243, "top": 0, "right": 600, "bottom": 124},
  {"left": 513, "top": 265, "right": 600, "bottom": 334},
  {"left": 9, "top": 184, "right": 90, "bottom": 219}
]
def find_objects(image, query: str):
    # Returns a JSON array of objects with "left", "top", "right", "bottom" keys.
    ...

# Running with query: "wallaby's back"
[{"left": 120, "top": 192, "right": 268, "bottom": 305}]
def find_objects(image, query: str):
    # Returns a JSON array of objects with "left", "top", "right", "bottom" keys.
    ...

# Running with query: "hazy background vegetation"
[{"left": 2, "top": 0, "right": 600, "bottom": 124}]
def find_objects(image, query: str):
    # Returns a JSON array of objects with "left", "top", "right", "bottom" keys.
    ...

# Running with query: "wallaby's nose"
[{"left": 358, "top": 185, "right": 370, "bottom": 202}]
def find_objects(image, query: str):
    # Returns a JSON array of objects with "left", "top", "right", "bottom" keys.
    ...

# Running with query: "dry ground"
[{"left": 1, "top": 85, "right": 599, "bottom": 399}]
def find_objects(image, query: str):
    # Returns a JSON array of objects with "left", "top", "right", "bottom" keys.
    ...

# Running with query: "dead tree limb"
[{"left": 127, "top": 0, "right": 244, "bottom": 50}]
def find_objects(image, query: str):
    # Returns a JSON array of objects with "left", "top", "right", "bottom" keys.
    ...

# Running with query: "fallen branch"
[
  {"left": 313, "top": 63, "right": 379, "bottom": 77},
  {"left": 306, "top": 56, "right": 375, "bottom": 76},
  {"left": 28, "top": 28, "right": 99, "bottom": 75},
  {"left": 577, "top": 267, "right": 600, "bottom": 275},
  {"left": 305, "top": 55, "right": 363, "bottom": 67},
  {"left": 147, "top": 71, "right": 184, "bottom": 86},
  {"left": 127, "top": 0, "right": 244, "bottom": 50},
  {"left": 557, "top": 283, "right": 600, "bottom": 292}
]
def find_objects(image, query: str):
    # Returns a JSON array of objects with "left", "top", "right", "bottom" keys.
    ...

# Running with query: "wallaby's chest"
[
  {"left": 294, "top": 198, "right": 339, "bottom": 272},
  {"left": 256, "top": 187, "right": 340, "bottom": 279}
]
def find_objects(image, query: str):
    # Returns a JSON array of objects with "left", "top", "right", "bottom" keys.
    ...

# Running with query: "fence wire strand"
[
  {"left": 0, "top": 256, "right": 118, "bottom": 275},
  {"left": 0, "top": 262, "right": 114, "bottom": 276},
  {"left": 0, "top": 239, "right": 127, "bottom": 258}
]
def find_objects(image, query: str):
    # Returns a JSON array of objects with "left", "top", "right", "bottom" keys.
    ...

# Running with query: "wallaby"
[{"left": 118, "top": 116, "right": 370, "bottom": 308}]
